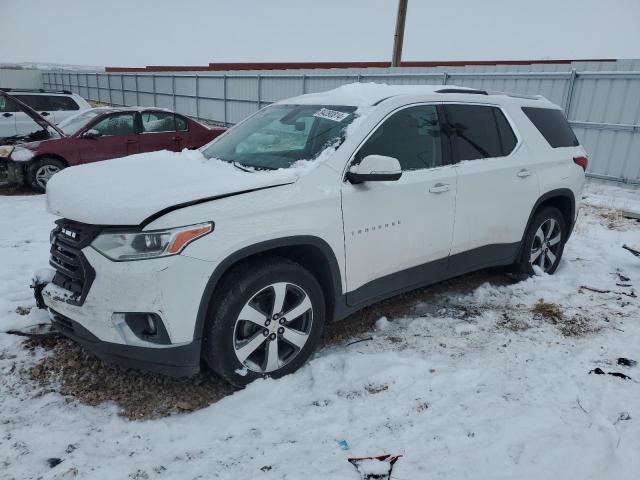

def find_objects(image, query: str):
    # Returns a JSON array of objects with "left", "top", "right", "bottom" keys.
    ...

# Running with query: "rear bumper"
[{"left": 49, "top": 308, "right": 201, "bottom": 377}]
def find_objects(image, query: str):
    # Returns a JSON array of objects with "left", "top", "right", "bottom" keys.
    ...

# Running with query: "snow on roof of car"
[
  {"left": 277, "top": 82, "right": 551, "bottom": 107},
  {"left": 277, "top": 83, "right": 480, "bottom": 107}
]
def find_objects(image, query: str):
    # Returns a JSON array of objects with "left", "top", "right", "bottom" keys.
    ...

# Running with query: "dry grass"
[{"left": 532, "top": 300, "right": 565, "bottom": 323}]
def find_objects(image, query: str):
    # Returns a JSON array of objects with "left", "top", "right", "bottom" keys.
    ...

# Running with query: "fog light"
[{"left": 111, "top": 312, "right": 170, "bottom": 346}]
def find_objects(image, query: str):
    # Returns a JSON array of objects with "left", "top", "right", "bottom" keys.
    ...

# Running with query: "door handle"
[
  {"left": 429, "top": 183, "right": 450, "bottom": 194},
  {"left": 517, "top": 169, "right": 532, "bottom": 178},
  {"left": 2, "top": 113, "right": 12, "bottom": 118},
  {"left": 172, "top": 136, "right": 183, "bottom": 141},
  {"left": 125, "top": 139, "right": 137, "bottom": 144}
]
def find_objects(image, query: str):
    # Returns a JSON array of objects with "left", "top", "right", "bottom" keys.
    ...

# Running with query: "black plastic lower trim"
[
  {"left": 50, "top": 310, "right": 200, "bottom": 377},
  {"left": 339, "top": 242, "right": 520, "bottom": 316}
]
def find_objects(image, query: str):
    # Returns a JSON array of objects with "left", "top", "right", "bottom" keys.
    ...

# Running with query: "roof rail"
[
  {"left": 486, "top": 90, "right": 544, "bottom": 100},
  {"left": 0, "top": 88, "right": 73, "bottom": 95},
  {"left": 436, "top": 88, "right": 488, "bottom": 95}
]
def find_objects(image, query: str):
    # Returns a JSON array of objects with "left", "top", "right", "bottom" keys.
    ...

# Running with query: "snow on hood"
[{"left": 46, "top": 150, "right": 298, "bottom": 225}]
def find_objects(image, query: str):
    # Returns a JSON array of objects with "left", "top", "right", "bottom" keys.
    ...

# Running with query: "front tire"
[
  {"left": 28, "top": 157, "right": 66, "bottom": 192},
  {"left": 202, "top": 257, "right": 326, "bottom": 387},
  {"left": 515, "top": 206, "right": 567, "bottom": 276}
]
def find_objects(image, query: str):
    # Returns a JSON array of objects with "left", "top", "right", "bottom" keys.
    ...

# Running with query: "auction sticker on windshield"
[{"left": 313, "top": 108, "right": 350, "bottom": 122}]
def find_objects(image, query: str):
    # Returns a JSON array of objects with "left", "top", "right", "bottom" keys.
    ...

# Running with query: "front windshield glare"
[
  {"left": 201, "top": 104, "right": 357, "bottom": 170},
  {"left": 58, "top": 109, "right": 102, "bottom": 135}
]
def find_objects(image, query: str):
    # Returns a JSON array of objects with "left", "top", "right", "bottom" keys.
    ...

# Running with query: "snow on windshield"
[
  {"left": 201, "top": 104, "right": 360, "bottom": 171},
  {"left": 58, "top": 109, "right": 102, "bottom": 135}
]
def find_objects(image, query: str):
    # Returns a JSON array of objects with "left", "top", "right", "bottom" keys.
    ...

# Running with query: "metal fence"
[{"left": 43, "top": 62, "right": 640, "bottom": 185}]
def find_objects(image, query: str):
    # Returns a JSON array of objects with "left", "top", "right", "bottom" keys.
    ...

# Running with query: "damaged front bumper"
[{"left": 0, "top": 158, "right": 27, "bottom": 185}]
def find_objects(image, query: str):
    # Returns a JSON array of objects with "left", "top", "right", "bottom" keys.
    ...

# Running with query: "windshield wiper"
[{"left": 232, "top": 161, "right": 253, "bottom": 172}]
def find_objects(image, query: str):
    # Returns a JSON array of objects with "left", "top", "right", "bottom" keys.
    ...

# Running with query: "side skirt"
[{"left": 335, "top": 242, "right": 520, "bottom": 321}]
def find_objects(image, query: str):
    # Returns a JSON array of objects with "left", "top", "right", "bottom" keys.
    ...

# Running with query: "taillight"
[{"left": 573, "top": 156, "right": 588, "bottom": 171}]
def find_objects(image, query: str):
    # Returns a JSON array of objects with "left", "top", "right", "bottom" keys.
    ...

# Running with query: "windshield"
[
  {"left": 201, "top": 104, "right": 357, "bottom": 169},
  {"left": 58, "top": 109, "right": 102, "bottom": 135}
]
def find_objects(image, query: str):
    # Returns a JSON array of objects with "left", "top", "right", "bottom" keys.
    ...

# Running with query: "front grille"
[{"left": 49, "top": 219, "right": 100, "bottom": 306}]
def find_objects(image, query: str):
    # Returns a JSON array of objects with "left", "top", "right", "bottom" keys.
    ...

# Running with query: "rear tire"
[
  {"left": 514, "top": 206, "right": 567, "bottom": 276},
  {"left": 202, "top": 257, "right": 325, "bottom": 387},
  {"left": 28, "top": 157, "right": 66, "bottom": 192}
]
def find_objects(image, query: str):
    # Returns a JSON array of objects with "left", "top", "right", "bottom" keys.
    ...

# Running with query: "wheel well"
[
  {"left": 227, "top": 246, "right": 337, "bottom": 321},
  {"left": 33, "top": 153, "right": 69, "bottom": 167},
  {"left": 516, "top": 191, "right": 575, "bottom": 264},
  {"left": 534, "top": 195, "right": 574, "bottom": 231},
  {"left": 197, "top": 241, "right": 342, "bottom": 345}
]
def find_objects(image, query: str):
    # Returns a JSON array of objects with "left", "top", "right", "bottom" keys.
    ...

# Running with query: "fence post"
[
  {"left": 172, "top": 75, "right": 176, "bottom": 111},
  {"left": 563, "top": 68, "right": 577, "bottom": 116},
  {"left": 223, "top": 74, "right": 228, "bottom": 125},
  {"left": 442, "top": 72, "right": 449, "bottom": 85},
  {"left": 152, "top": 75, "right": 157, "bottom": 107},
  {"left": 107, "top": 75, "right": 113, "bottom": 105},
  {"left": 195, "top": 74, "right": 200, "bottom": 120},
  {"left": 134, "top": 74, "right": 139, "bottom": 106},
  {"left": 302, "top": 74, "right": 307, "bottom": 94},
  {"left": 95, "top": 73, "right": 100, "bottom": 103},
  {"left": 257, "top": 74, "right": 262, "bottom": 110}
]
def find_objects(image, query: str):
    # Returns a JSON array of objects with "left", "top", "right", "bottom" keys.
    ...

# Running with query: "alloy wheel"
[
  {"left": 233, "top": 282, "right": 313, "bottom": 373},
  {"left": 529, "top": 218, "right": 562, "bottom": 273},
  {"left": 35, "top": 164, "right": 61, "bottom": 189}
]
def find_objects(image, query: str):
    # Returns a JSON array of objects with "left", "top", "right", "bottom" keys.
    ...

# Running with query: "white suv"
[
  {"left": 36, "top": 84, "right": 587, "bottom": 385},
  {"left": 0, "top": 89, "right": 91, "bottom": 139}
]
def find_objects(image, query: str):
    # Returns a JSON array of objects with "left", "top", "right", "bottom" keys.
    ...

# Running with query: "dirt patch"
[
  {"left": 24, "top": 334, "right": 235, "bottom": 420},
  {"left": 581, "top": 205, "right": 639, "bottom": 231},
  {"left": 530, "top": 300, "right": 600, "bottom": 337},
  {"left": 496, "top": 310, "right": 531, "bottom": 332},
  {"left": 532, "top": 300, "right": 564, "bottom": 323}
]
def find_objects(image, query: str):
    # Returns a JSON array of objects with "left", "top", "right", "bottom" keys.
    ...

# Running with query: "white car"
[
  {"left": 36, "top": 83, "right": 587, "bottom": 386},
  {"left": 0, "top": 89, "right": 91, "bottom": 139}
]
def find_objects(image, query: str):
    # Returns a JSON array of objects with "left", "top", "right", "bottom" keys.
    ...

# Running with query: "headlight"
[
  {"left": 10, "top": 146, "right": 35, "bottom": 162},
  {"left": 0, "top": 145, "right": 14, "bottom": 159},
  {"left": 91, "top": 222, "right": 213, "bottom": 261}
]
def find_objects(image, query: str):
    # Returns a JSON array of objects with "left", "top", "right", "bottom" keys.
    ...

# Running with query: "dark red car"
[{"left": 2, "top": 102, "right": 225, "bottom": 191}]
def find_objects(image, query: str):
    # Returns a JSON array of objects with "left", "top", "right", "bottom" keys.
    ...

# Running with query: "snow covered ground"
[{"left": 1, "top": 182, "right": 639, "bottom": 480}]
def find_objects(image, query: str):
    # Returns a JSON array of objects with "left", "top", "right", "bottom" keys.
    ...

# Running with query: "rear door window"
[
  {"left": 142, "top": 111, "right": 178, "bottom": 133},
  {"left": 175, "top": 115, "right": 188, "bottom": 131},
  {"left": 521, "top": 107, "right": 579, "bottom": 148},
  {"left": 444, "top": 104, "right": 516, "bottom": 161},
  {"left": 13, "top": 95, "right": 43, "bottom": 110}
]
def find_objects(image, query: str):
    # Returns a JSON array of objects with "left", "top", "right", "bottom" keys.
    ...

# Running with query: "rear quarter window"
[{"left": 522, "top": 107, "right": 579, "bottom": 148}]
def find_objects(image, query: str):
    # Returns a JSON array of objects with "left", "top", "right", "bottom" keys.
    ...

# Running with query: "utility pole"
[{"left": 391, "top": 0, "right": 408, "bottom": 67}]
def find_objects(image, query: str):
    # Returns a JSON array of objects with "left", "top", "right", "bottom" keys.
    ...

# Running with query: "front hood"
[{"left": 46, "top": 150, "right": 298, "bottom": 226}]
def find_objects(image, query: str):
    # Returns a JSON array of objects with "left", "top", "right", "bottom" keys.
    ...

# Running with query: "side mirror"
[
  {"left": 81, "top": 129, "right": 101, "bottom": 139},
  {"left": 346, "top": 155, "right": 402, "bottom": 184}
]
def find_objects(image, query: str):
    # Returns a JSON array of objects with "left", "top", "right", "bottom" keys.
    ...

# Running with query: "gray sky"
[{"left": 1, "top": 0, "right": 639, "bottom": 67}]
